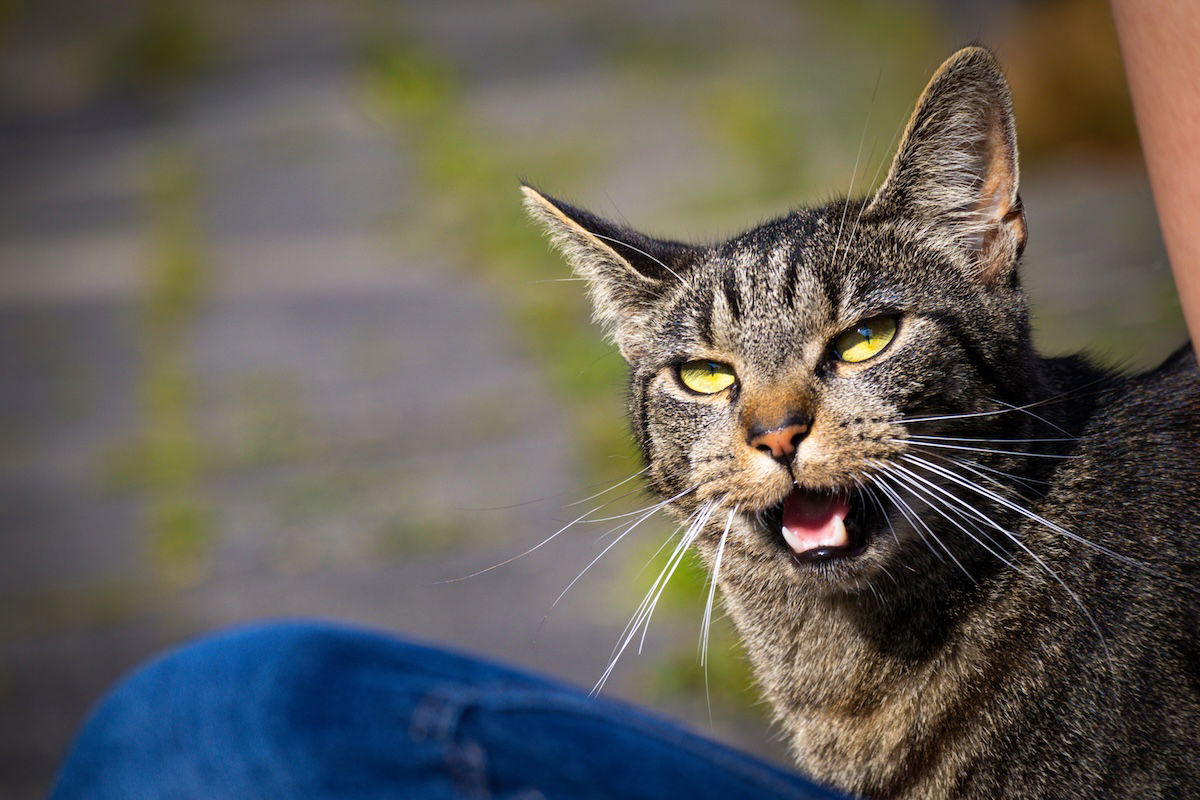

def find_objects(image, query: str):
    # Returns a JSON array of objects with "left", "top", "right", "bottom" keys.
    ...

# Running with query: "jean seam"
[
  {"left": 410, "top": 690, "right": 493, "bottom": 799},
  {"left": 441, "top": 686, "right": 823, "bottom": 799}
]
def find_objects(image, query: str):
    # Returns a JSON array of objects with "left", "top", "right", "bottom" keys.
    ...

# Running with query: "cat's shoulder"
[
  {"left": 1057, "top": 344, "right": 1200, "bottom": 541},
  {"left": 1053, "top": 343, "right": 1199, "bottom": 438},
  {"left": 1111, "top": 343, "right": 1199, "bottom": 430}
]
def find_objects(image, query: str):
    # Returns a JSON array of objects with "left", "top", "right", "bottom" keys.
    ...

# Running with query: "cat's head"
[{"left": 525, "top": 47, "right": 1042, "bottom": 594}]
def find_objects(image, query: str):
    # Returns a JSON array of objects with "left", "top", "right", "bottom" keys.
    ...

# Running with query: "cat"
[{"left": 521, "top": 46, "right": 1200, "bottom": 799}]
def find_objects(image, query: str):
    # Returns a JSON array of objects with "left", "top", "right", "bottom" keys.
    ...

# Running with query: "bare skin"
[{"left": 1110, "top": 1, "right": 1200, "bottom": 356}]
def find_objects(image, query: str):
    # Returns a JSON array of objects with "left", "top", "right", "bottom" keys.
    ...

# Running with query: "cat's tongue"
[{"left": 781, "top": 490, "right": 851, "bottom": 555}]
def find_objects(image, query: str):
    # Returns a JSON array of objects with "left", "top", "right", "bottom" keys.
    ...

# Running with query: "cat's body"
[
  {"left": 732, "top": 346, "right": 1200, "bottom": 799},
  {"left": 525, "top": 47, "right": 1200, "bottom": 799}
]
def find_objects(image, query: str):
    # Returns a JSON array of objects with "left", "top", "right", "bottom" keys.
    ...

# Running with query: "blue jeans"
[{"left": 51, "top": 621, "right": 846, "bottom": 799}]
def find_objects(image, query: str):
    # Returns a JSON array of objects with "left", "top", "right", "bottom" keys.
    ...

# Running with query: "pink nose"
[{"left": 748, "top": 422, "right": 809, "bottom": 462}]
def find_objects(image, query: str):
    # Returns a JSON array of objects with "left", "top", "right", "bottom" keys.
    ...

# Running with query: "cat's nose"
[{"left": 747, "top": 418, "right": 810, "bottom": 463}]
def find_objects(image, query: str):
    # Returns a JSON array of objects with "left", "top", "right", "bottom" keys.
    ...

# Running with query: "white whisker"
[
  {"left": 593, "top": 498, "right": 719, "bottom": 695},
  {"left": 882, "top": 463, "right": 1024, "bottom": 573},
  {"left": 986, "top": 396, "right": 1076, "bottom": 438},
  {"left": 896, "top": 439, "right": 1075, "bottom": 459},
  {"left": 873, "top": 472, "right": 964, "bottom": 573},
  {"left": 588, "top": 232, "right": 685, "bottom": 282},
  {"left": 895, "top": 375, "right": 1115, "bottom": 428},
  {"left": 638, "top": 501, "right": 719, "bottom": 652},
  {"left": 936, "top": 453, "right": 1046, "bottom": 497},
  {"left": 438, "top": 502, "right": 632, "bottom": 584},
  {"left": 701, "top": 505, "right": 737, "bottom": 728},
  {"left": 441, "top": 472, "right": 668, "bottom": 583},
  {"left": 840, "top": 71, "right": 901, "bottom": 271},
  {"left": 833, "top": 75, "right": 877, "bottom": 262},
  {"left": 907, "top": 434, "right": 1077, "bottom": 445},
  {"left": 888, "top": 457, "right": 1112, "bottom": 665},
  {"left": 584, "top": 497, "right": 693, "bottom": 527},
  {"left": 863, "top": 482, "right": 902, "bottom": 548},
  {"left": 700, "top": 506, "right": 737, "bottom": 665},
  {"left": 549, "top": 487, "right": 699, "bottom": 619},
  {"left": 900, "top": 454, "right": 1143, "bottom": 570},
  {"left": 567, "top": 466, "right": 650, "bottom": 507}
]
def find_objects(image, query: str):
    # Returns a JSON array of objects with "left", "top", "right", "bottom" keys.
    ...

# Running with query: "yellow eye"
[
  {"left": 678, "top": 360, "right": 737, "bottom": 394},
  {"left": 833, "top": 315, "right": 898, "bottom": 364}
]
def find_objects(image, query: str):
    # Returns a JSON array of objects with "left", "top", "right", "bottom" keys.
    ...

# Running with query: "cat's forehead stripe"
[
  {"left": 695, "top": 284, "right": 716, "bottom": 347},
  {"left": 721, "top": 267, "right": 742, "bottom": 323},
  {"left": 674, "top": 212, "right": 882, "bottom": 362},
  {"left": 777, "top": 241, "right": 801, "bottom": 310}
]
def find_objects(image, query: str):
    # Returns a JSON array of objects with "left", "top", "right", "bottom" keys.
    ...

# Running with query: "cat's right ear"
[{"left": 522, "top": 185, "right": 687, "bottom": 361}]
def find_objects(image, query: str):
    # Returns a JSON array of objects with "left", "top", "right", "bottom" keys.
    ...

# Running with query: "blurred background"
[{"left": 0, "top": 0, "right": 1185, "bottom": 796}]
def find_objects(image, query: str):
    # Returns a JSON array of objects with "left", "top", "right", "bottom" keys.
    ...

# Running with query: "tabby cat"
[{"left": 523, "top": 47, "right": 1200, "bottom": 799}]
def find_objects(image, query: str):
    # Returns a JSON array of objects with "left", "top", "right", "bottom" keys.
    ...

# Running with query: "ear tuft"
[{"left": 869, "top": 47, "right": 1026, "bottom": 284}]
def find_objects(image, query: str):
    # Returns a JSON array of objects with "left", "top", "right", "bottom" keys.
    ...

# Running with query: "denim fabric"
[{"left": 51, "top": 621, "right": 847, "bottom": 799}]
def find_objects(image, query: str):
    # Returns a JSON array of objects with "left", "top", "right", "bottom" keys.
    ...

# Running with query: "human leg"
[{"left": 52, "top": 621, "right": 844, "bottom": 799}]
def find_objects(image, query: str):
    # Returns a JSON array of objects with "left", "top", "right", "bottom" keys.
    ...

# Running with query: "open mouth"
[{"left": 763, "top": 487, "right": 870, "bottom": 565}]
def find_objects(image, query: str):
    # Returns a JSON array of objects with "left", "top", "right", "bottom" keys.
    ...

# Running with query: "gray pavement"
[{"left": 0, "top": 5, "right": 670, "bottom": 796}]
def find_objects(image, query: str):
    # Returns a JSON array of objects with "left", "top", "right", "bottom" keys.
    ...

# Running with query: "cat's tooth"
[
  {"left": 830, "top": 514, "right": 849, "bottom": 547},
  {"left": 781, "top": 516, "right": 849, "bottom": 553},
  {"left": 782, "top": 525, "right": 805, "bottom": 554}
]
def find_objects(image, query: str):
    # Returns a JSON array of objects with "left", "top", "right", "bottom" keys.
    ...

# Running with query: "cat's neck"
[{"left": 719, "top": 561, "right": 1029, "bottom": 797}]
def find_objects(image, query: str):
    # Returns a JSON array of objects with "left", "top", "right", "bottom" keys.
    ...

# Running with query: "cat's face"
[
  {"left": 620, "top": 209, "right": 1035, "bottom": 591},
  {"left": 526, "top": 47, "right": 1035, "bottom": 594}
]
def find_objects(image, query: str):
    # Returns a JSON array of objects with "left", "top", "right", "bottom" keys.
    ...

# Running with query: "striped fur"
[{"left": 524, "top": 47, "right": 1200, "bottom": 798}]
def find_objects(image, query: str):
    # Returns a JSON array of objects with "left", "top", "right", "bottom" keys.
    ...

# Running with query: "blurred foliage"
[
  {"left": 141, "top": 152, "right": 212, "bottom": 585},
  {"left": 699, "top": 80, "right": 816, "bottom": 205},
  {"left": 97, "top": 0, "right": 213, "bottom": 99},
  {"left": 210, "top": 374, "right": 317, "bottom": 470},
  {"left": 144, "top": 155, "right": 206, "bottom": 333},
  {"left": 0, "top": 0, "right": 22, "bottom": 46},
  {"left": 357, "top": 18, "right": 638, "bottom": 484},
  {"left": 0, "top": 0, "right": 215, "bottom": 112},
  {"left": 102, "top": 150, "right": 214, "bottom": 586},
  {"left": 359, "top": 35, "right": 457, "bottom": 120},
  {"left": 374, "top": 514, "right": 470, "bottom": 558},
  {"left": 0, "top": 580, "right": 150, "bottom": 638}
]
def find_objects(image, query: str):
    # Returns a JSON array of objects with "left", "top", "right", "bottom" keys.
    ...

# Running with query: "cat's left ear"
[
  {"left": 522, "top": 185, "right": 689, "bottom": 361},
  {"left": 867, "top": 46, "right": 1026, "bottom": 285}
]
